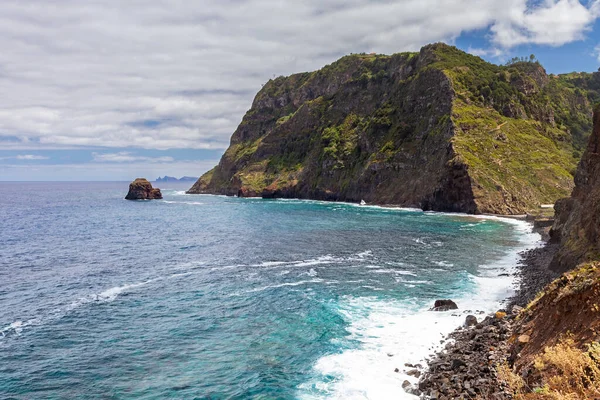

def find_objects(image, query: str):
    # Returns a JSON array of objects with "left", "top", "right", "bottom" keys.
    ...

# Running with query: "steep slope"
[
  {"left": 551, "top": 104, "right": 600, "bottom": 271},
  {"left": 497, "top": 106, "right": 600, "bottom": 399},
  {"left": 189, "top": 44, "right": 595, "bottom": 214}
]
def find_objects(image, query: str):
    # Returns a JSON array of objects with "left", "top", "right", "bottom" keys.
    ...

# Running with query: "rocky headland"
[
  {"left": 189, "top": 43, "right": 599, "bottom": 215},
  {"left": 125, "top": 178, "right": 163, "bottom": 200}
]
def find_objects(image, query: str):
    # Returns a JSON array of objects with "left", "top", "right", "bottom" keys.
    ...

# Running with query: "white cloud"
[
  {"left": 92, "top": 152, "right": 174, "bottom": 163},
  {"left": 0, "top": 0, "right": 598, "bottom": 152},
  {"left": 595, "top": 43, "right": 600, "bottom": 61},
  {"left": 0, "top": 154, "right": 49, "bottom": 160},
  {"left": 489, "top": 0, "right": 599, "bottom": 48},
  {"left": 467, "top": 46, "right": 506, "bottom": 58},
  {"left": 15, "top": 154, "right": 49, "bottom": 160}
]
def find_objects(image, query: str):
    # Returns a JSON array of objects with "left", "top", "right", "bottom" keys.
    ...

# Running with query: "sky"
[{"left": 1, "top": 0, "right": 600, "bottom": 181}]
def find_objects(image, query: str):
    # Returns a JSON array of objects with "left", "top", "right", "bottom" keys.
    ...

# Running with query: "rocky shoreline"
[{"left": 411, "top": 221, "right": 560, "bottom": 399}]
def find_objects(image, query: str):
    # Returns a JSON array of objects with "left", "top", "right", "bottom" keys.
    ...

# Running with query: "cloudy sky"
[{"left": 1, "top": 0, "right": 600, "bottom": 181}]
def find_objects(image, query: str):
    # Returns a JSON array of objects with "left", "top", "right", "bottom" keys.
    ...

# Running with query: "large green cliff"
[{"left": 188, "top": 43, "right": 597, "bottom": 214}]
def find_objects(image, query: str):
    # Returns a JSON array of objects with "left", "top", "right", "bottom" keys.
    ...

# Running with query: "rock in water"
[
  {"left": 125, "top": 178, "right": 163, "bottom": 200},
  {"left": 431, "top": 299, "right": 458, "bottom": 311}
]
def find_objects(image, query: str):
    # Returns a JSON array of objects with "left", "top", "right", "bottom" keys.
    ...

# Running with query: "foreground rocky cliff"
[
  {"left": 550, "top": 105, "right": 600, "bottom": 272},
  {"left": 415, "top": 106, "right": 600, "bottom": 399},
  {"left": 502, "top": 105, "right": 600, "bottom": 397},
  {"left": 189, "top": 43, "right": 597, "bottom": 214}
]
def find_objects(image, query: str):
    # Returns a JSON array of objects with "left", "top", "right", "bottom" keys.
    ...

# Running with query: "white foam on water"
[
  {"left": 0, "top": 320, "right": 36, "bottom": 337},
  {"left": 237, "top": 278, "right": 326, "bottom": 295},
  {"left": 371, "top": 270, "right": 421, "bottom": 280},
  {"left": 0, "top": 276, "right": 165, "bottom": 342},
  {"left": 360, "top": 286, "right": 386, "bottom": 291},
  {"left": 352, "top": 250, "right": 373, "bottom": 259},
  {"left": 393, "top": 278, "right": 431, "bottom": 285},
  {"left": 255, "top": 261, "right": 291, "bottom": 267},
  {"left": 163, "top": 200, "right": 205, "bottom": 205},
  {"left": 253, "top": 251, "right": 373, "bottom": 270},
  {"left": 253, "top": 256, "right": 342, "bottom": 269},
  {"left": 95, "top": 279, "right": 159, "bottom": 302},
  {"left": 433, "top": 260, "right": 454, "bottom": 268},
  {"left": 298, "top": 216, "right": 542, "bottom": 400},
  {"left": 413, "top": 238, "right": 443, "bottom": 247},
  {"left": 295, "top": 256, "right": 341, "bottom": 267},
  {"left": 306, "top": 268, "right": 318, "bottom": 277},
  {"left": 393, "top": 270, "right": 418, "bottom": 277}
]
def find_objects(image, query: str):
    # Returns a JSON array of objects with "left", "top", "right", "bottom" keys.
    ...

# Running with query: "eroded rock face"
[
  {"left": 125, "top": 178, "right": 163, "bottom": 200},
  {"left": 550, "top": 105, "right": 600, "bottom": 272}
]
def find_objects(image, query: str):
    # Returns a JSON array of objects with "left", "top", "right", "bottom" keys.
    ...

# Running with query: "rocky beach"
[{"left": 413, "top": 234, "right": 561, "bottom": 400}]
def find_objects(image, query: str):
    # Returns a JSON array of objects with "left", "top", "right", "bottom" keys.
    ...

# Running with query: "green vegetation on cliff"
[{"left": 188, "top": 43, "right": 597, "bottom": 214}]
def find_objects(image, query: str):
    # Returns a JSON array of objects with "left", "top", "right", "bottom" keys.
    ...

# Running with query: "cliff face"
[
  {"left": 189, "top": 44, "right": 595, "bottom": 214},
  {"left": 500, "top": 106, "right": 600, "bottom": 397},
  {"left": 551, "top": 105, "right": 600, "bottom": 271}
]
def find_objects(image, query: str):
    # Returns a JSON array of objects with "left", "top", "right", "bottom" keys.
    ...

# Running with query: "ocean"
[{"left": 0, "top": 182, "right": 540, "bottom": 399}]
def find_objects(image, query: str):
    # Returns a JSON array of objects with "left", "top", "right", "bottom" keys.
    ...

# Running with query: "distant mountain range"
[{"left": 155, "top": 176, "right": 199, "bottom": 182}]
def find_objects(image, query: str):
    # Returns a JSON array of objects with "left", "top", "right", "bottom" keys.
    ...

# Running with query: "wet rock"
[
  {"left": 495, "top": 311, "right": 507, "bottom": 319},
  {"left": 431, "top": 299, "right": 458, "bottom": 311},
  {"left": 465, "top": 315, "right": 478, "bottom": 327},
  {"left": 406, "top": 369, "right": 421, "bottom": 378},
  {"left": 125, "top": 178, "right": 162, "bottom": 200}
]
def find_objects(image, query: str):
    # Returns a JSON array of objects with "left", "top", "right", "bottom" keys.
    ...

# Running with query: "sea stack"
[{"left": 125, "top": 178, "right": 163, "bottom": 200}]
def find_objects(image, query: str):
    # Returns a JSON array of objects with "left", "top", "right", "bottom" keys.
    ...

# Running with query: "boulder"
[
  {"left": 431, "top": 299, "right": 458, "bottom": 311},
  {"left": 125, "top": 178, "right": 163, "bottom": 200},
  {"left": 407, "top": 369, "right": 421, "bottom": 378},
  {"left": 495, "top": 311, "right": 507, "bottom": 319},
  {"left": 465, "top": 315, "right": 478, "bottom": 327},
  {"left": 518, "top": 334, "right": 530, "bottom": 344}
]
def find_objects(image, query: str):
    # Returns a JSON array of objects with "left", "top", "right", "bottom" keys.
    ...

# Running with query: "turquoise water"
[{"left": 0, "top": 182, "right": 539, "bottom": 399}]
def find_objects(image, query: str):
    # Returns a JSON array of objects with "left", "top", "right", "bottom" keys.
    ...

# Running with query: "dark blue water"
[{"left": 0, "top": 182, "right": 539, "bottom": 399}]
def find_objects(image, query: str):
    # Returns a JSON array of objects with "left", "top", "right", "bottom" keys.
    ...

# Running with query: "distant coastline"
[{"left": 155, "top": 176, "right": 198, "bottom": 183}]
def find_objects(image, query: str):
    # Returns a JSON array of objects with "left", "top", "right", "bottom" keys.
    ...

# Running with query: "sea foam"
[{"left": 298, "top": 215, "right": 541, "bottom": 400}]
